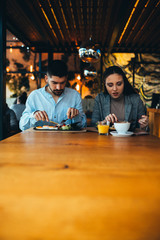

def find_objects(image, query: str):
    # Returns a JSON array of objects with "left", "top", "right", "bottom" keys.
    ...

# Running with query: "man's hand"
[
  {"left": 33, "top": 110, "right": 49, "bottom": 121},
  {"left": 67, "top": 108, "right": 79, "bottom": 119}
]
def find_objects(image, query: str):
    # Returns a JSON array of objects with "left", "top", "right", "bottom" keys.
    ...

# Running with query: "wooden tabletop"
[{"left": 0, "top": 130, "right": 160, "bottom": 240}]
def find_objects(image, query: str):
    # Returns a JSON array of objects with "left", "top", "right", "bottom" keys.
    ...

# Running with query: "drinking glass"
[{"left": 97, "top": 121, "right": 110, "bottom": 135}]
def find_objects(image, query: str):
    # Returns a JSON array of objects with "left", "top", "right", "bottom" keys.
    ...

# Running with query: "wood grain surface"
[{"left": 0, "top": 131, "right": 160, "bottom": 240}]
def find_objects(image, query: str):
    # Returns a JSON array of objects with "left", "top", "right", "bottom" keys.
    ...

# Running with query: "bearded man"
[{"left": 20, "top": 60, "right": 86, "bottom": 131}]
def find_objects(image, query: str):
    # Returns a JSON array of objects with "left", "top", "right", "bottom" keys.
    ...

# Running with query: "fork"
[
  {"left": 60, "top": 118, "right": 68, "bottom": 124},
  {"left": 60, "top": 118, "right": 72, "bottom": 125}
]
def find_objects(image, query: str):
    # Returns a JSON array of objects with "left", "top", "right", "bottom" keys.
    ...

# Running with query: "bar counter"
[{"left": 0, "top": 129, "right": 160, "bottom": 240}]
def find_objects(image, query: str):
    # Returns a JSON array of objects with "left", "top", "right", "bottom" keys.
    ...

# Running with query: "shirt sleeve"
[
  {"left": 19, "top": 93, "right": 37, "bottom": 131},
  {"left": 129, "top": 94, "right": 147, "bottom": 130},
  {"left": 137, "top": 97, "right": 146, "bottom": 118},
  {"left": 72, "top": 92, "right": 87, "bottom": 128},
  {"left": 136, "top": 97, "right": 147, "bottom": 128}
]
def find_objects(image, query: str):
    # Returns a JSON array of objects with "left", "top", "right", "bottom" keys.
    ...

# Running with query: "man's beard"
[
  {"left": 48, "top": 85, "right": 64, "bottom": 96},
  {"left": 52, "top": 89, "right": 64, "bottom": 96}
]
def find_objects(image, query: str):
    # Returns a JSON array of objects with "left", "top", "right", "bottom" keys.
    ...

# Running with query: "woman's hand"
[
  {"left": 33, "top": 110, "right": 49, "bottom": 121},
  {"left": 138, "top": 115, "right": 149, "bottom": 129},
  {"left": 105, "top": 113, "right": 118, "bottom": 123},
  {"left": 67, "top": 107, "right": 79, "bottom": 119}
]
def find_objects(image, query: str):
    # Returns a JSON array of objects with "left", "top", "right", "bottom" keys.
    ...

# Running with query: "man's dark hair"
[
  {"left": 103, "top": 66, "right": 137, "bottom": 95},
  {"left": 47, "top": 60, "right": 68, "bottom": 77}
]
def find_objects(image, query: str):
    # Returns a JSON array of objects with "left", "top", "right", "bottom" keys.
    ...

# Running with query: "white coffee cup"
[{"left": 114, "top": 122, "right": 130, "bottom": 134}]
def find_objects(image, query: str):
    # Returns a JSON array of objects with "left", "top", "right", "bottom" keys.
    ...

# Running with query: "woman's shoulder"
[
  {"left": 95, "top": 92, "right": 108, "bottom": 99},
  {"left": 127, "top": 93, "right": 140, "bottom": 99},
  {"left": 126, "top": 93, "right": 142, "bottom": 104},
  {"left": 95, "top": 92, "right": 109, "bottom": 103}
]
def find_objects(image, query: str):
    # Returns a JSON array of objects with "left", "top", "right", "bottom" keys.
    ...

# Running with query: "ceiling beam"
[{"left": 106, "top": 0, "right": 136, "bottom": 54}]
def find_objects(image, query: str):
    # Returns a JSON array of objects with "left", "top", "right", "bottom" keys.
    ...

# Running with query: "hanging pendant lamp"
[
  {"left": 84, "top": 65, "right": 97, "bottom": 80},
  {"left": 79, "top": 38, "right": 101, "bottom": 63}
]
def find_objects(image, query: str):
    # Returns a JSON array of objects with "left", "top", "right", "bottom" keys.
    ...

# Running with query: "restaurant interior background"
[
  {"left": 1, "top": 0, "right": 160, "bottom": 140},
  {"left": 1, "top": 1, "right": 160, "bottom": 238},
  {"left": 6, "top": 29, "right": 160, "bottom": 109}
]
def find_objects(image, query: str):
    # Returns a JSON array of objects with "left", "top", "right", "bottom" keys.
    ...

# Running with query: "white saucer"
[{"left": 110, "top": 131, "right": 134, "bottom": 137}]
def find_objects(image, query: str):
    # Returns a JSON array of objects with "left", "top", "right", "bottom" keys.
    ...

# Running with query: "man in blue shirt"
[{"left": 19, "top": 60, "right": 86, "bottom": 131}]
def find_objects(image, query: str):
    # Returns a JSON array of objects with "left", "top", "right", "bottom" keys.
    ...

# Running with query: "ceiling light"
[
  {"left": 77, "top": 74, "right": 81, "bottom": 80},
  {"left": 79, "top": 38, "right": 101, "bottom": 63},
  {"left": 76, "top": 84, "right": 80, "bottom": 92},
  {"left": 84, "top": 65, "right": 97, "bottom": 80},
  {"left": 30, "top": 65, "right": 33, "bottom": 72}
]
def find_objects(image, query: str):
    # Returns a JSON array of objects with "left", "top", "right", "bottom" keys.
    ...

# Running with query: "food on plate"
[
  {"left": 42, "top": 125, "right": 50, "bottom": 129},
  {"left": 35, "top": 124, "right": 72, "bottom": 131},
  {"left": 61, "top": 124, "right": 72, "bottom": 130},
  {"left": 35, "top": 125, "right": 58, "bottom": 130},
  {"left": 34, "top": 120, "right": 82, "bottom": 131},
  {"left": 48, "top": 126, "right": 58, "bottom": 130},
  {"left": 35, "top": 126, "right": 43, "bottom": 129}
]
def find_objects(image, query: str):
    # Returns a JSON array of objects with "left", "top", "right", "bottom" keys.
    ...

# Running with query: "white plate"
[{"left": 110, "top": 131, "right": 134, "bottom": 137}]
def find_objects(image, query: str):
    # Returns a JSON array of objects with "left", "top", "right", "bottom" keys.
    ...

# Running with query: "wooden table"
[{"left": 0, "top": 129, "right": 160, "bottom": 240}]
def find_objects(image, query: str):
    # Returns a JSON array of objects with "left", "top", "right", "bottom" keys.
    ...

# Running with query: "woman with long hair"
[{"left": 91, "top": 66, "right": 149, "bottom": 131}]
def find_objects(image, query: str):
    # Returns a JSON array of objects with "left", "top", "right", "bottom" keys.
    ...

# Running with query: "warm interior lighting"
[
  {"left": 69, "top": 1, "right": 76, "bottom": 30},
  {"left": 47, "top": 0, "right": 64, "bottom": 40},
  {"left": 10, "top": 45, "right": 12, "bottom": 53},
  {"left": 79, "top": 38, "right": 101, "bottom": 63},
  {"left": 30, "top": 65, "right": 33, "bottom": 72},
  {"left": 30, "top": 74, "right": 35, "bottom": 80},
  {"left": 76, "top": 84, "right": 80, "bottom": 91},
  {"left": 77, "top": 75, "right": 81, "bottom": 80},
  {"left": 39, "top": 2, "right": 57, "bottom": 39},
  {"left": 6, "top": 67, "right": 10, "bottom": 72},
  {"left": 59, "top": 0, "right": 71, "bottom": 39},
  {"left": 118, "top": 0, "right": 140, "bottom": 44}
]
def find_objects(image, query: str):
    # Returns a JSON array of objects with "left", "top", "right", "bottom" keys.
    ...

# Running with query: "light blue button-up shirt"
[{"left": 19, "top": 86, "right": 87, "bottom": 130}]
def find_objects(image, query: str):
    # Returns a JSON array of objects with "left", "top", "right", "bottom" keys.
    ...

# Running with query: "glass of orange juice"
[{"left": 97, "top": 121, "right": 110, "bottom": 135}]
